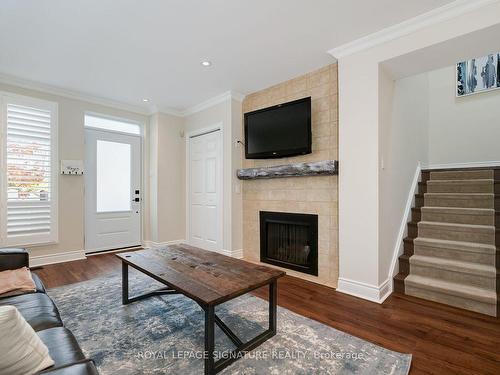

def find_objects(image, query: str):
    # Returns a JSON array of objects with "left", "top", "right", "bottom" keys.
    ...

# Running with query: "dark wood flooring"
[{"left": 33, "top": 252, "right": 500, "bottom": 375}]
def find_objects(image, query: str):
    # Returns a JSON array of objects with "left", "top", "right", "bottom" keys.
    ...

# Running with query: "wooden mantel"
[{"left": 236, "top": 160, "right": 338, "bottom": 180}]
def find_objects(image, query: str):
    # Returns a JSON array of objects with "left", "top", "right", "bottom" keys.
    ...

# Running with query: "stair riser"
[
  {"left": 399, "top": 257, "right": 409, "bottom": 274},
  {"left": 403, "top": 239, "right": 414, "bottom": 256},
  {"left": 424, "top": 196, "right": 494, "bottom": 209},
  {"left": 410, "top": 264, "right": 496, "bottom": 289},
  {"left": 430, "top": 170, "right": 494, "bottom": 180},
  {"left": 394, "top": 277, "right": 405, "bottom": 294},
  {"left": 427, "top": 182, "right": 493, "bottom": 194},
  {"left": 411, "top": 209, "right": 421, "bottom": 222},
  {"left": 408, "top": 223, "right": 418, "bottom": 238},
  {"left": 405, "top": 285, "right": 496, "bottom": 316},
  {"left": 421, "top": 211, "right": 494, "bottom": 225},
  {"left": 414, "top": 245, "right": 496, "bottom": 265},
  {"left": 418, "top": 227, "right": 495, "bottom": 245}
]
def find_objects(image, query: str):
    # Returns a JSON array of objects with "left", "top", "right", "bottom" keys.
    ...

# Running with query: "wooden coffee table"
[{"left": 116, "top": 244, "right": 285, "bottom": 375}]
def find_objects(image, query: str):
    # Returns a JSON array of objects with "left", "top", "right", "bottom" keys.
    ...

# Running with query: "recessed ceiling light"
[
  {"left": 142, "top": 98, "right": 149, "bottom": 102},
  {"left": 201, "top": 60, "right": 212, "bottom": 67}
]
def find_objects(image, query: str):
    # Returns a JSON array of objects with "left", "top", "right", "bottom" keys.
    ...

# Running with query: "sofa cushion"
[
  {"left": 40, "top": 360, "right": 99, "bottom": 375},
  {"left": 0, "top": 292, "right": 63, "bottom": 331},
  {"left": 0, "top": 248, "right": 29, "bottom": 272},
  {"left": 0, "top": 305, "right": 55, "bottom": 375},
  {"left": 37, "top": 327, "right": 86, "bottom": 370}
]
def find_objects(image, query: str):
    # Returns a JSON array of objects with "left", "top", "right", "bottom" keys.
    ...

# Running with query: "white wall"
[
  {"left": 428, "top": 65, "right": 500, "bottom": 166},
  {"left": 336, "top": 1, "right": 500, "bottom": 301},
  {"left": 0, "top": 82, "right": 243, "bottom": 261},
  {"left": 379, "top": 71, "right": 429, "bottom": 281},
  {"left": 148, "top": 112, "right": 185, "bottom": 244},
  {"left": 0, "top": 82, "right": 148, "bottom": 259}
]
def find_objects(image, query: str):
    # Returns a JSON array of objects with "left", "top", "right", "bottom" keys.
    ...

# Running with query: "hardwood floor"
[{"left": 33, "top": 252, "right": 500, "bottom": 375}]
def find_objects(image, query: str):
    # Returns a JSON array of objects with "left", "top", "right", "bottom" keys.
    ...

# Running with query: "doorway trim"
[
  {"left": 185, "top": 123, "right": 224, "bottom": 252},
  {"left": 83, "top": 114, "right": 145, "bottom": 254}
]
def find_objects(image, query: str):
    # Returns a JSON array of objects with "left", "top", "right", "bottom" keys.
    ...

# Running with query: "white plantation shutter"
[{"left": 1, "top": 94, "right": 58, "bottom": 246}]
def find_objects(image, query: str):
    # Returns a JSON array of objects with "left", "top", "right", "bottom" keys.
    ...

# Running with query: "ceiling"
[{"left": 0, "top": 0, "right": 455, "bottom": 113}]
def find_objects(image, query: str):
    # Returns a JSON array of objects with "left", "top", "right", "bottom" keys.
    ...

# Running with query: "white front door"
[
  {"left": 188, "top": 129, "right": 222, "bottom": 252},
  {"left": 85, "top": 129, "right": 141, "bottom": 252}
]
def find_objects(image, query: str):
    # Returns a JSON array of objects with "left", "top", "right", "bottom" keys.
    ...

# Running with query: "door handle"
[{"left": 133, "top": 198, "right": 140, "bottom": 202}]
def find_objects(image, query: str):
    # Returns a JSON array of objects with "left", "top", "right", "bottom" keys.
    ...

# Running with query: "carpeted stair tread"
[
  {"left": 424, "top": 193, "right": 494, "bottom": 209},
  {"left": 414, "top": 237, "right": 496, "bottom": 254},
  {"left": 427, "top": 179, "right": 493, "bottom": 193},
  {"left": 417, "top": 221, "right": 494, "bottom": 233},
  {"left": 417, "top": 221, "right": 495, "bottom": 244},
  {"left": 420, "top": 206, "right": 494, "bottom": 225},
  {"left": 409, "top": 255, "right": 496, "bottom": 278},
  {"left": 427, "top": 179, "right": 493, "bottom": 183},
  {"left": 424, "top": 193, "right": 494, "bottom": 198},
  {"left": 404, "top": 274, "right": 496, "bottom": 304},
  {"left": 430, "top": 170, "right": 493, "bottom": 180},
  {"left": 421, "top": 207, "right": 494, "bottom": 214}
]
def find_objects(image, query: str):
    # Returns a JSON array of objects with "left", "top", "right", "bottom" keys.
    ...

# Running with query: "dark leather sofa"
[{"left": 0, "top": 248, "right": 98, "bottom": 374}]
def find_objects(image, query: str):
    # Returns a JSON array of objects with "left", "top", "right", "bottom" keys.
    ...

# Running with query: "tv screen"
[{"left": 244, "top": 97, "right": 311, "bottom": 159}]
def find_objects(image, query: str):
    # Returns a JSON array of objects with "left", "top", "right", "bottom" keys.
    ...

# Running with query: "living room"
[{"left": 1, "top": 1, "right": 499, "bottom": 374}]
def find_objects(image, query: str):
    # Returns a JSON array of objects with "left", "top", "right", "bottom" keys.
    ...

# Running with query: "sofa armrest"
[{"left": 0, "top": 248, "right": 29, "bottom": 271}]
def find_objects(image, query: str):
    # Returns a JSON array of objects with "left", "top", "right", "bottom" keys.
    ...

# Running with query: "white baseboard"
[
  {"left": 30, "top": 250, "right": 86, "bottom": 267},
  {"left": 337, "top": 277, "right": 391, "bottom": 304},
  {"left": 142, "top": 239, "right": 185, "bottom": 248},
  {"left": 378, "top": 279, "right": 392, "bottom": 303},
  {"left": 422, "top": 160, "right": 500, "bottom": 170},
  {"left": 219, "top": 248, "right": 243, "bottom": 259}
]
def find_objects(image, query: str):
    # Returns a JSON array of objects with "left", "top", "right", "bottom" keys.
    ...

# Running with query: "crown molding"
[
  {"left": 0, "top": 72, "right": 246, "bottom": 119},
  {"left": 155, "top": 105, "right": 185, "bottom": 117},
  {"left": 180, "top": 90, "right": 245, "bottom": 117},
  {"left": 0, "top": 72, "right": 153, "bottom": 116},
  {"left": 328, "top": 0, "right": 499, "bottom": 59}
]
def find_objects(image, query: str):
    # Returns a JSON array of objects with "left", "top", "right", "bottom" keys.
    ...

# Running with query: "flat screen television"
[{"left": 244, "top": 97, "right": 311, "bottom": 159}]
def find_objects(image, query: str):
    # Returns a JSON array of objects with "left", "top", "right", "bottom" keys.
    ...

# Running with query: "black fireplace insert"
[{"left": 260, "top": 211, "right": 318, "bottom": 276}]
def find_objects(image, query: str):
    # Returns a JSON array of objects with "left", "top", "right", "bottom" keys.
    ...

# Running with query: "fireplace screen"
[{"left": 260, "top": 211, "right": 318, "bottom": 276}]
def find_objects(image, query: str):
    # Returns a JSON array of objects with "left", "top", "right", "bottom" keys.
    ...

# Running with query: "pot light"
[
  {"left": 142, "top": 98, "right": 149, "bottom": 103},
  {"left": 201, "top": 60, "right": 212, "bottom": 67}
]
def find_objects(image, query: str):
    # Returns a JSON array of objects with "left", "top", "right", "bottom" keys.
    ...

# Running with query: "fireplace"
[{"left": 260, "top": 211, "right": 318, "bottom": 276}]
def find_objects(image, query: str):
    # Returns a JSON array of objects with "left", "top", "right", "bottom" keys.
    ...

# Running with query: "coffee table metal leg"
[
  {"left": 205, "top": 305, "right": 215, "bottom": 375},
  {"left": 269, "top": 279, "right": 277, "bottom": 334},
  {"left": 122, "top": 261, "right": 129, "bottom": 305}
]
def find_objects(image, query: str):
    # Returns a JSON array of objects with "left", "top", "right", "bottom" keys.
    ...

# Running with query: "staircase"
[{"left": 394, "top": 169, "right": 499, "bottom": 317}]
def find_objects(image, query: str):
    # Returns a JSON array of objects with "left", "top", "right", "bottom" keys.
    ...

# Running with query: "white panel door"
[
  {"left": 85, "top": 129, "right": 141, "bottom": 252},
  {"left": 188, "top": 130, "right": 222, "bottom": 252}
]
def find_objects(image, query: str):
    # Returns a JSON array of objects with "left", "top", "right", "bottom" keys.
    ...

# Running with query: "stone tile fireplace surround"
[{"left": 241, "top": 64, "right": 339, "bottom": 288}]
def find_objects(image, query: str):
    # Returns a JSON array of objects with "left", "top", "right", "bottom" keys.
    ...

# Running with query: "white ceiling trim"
[
  {"left": 328, "top": 0, "right": 499, "bottom": 59},
  {"left": 179, "top": 90, "right": 245, "bottom": 117},
  {"left": 0, "top": 71, "right": 245, "bottom": 118},
  {"left": 0, "top": 72, "right": 156, "bottom": 116}
]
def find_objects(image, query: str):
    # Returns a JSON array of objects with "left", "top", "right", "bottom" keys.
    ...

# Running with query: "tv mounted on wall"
[{"left": 244, "top": 97, "right": 311, "bottom": 159}]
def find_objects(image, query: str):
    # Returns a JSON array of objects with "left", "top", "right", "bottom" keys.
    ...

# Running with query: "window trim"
[{"left": 0, "top": 91, "right": 59, "bottom": 247}]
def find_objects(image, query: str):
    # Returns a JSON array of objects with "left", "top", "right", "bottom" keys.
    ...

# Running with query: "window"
[
  {"left": 84, "top": 114, "right": 141, "bottom": 135},
  {"left": 96, "top": 140, "right": 131, "bottom": 212},
  {"left": 0, "top": 93, "right": 58, "bottom": 246}
]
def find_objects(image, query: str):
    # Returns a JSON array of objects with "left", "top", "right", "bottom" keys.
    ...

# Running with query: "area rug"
[{"left": 47, "top": 269, "right": 411, "bottom": 374}]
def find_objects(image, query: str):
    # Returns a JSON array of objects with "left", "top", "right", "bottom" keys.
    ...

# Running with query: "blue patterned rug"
[{"left": 47, "top": 269, "right": 411, "bottom": 374}]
